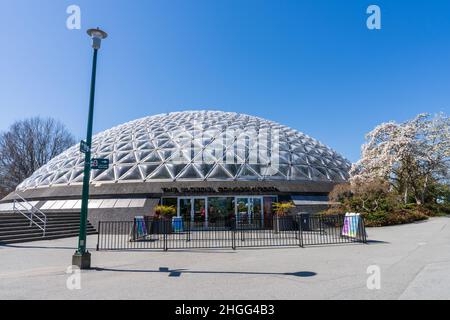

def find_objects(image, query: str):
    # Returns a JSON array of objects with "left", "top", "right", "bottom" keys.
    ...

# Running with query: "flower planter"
[{"left": 151, "top": 218, "right": 173, "bottom": 234}]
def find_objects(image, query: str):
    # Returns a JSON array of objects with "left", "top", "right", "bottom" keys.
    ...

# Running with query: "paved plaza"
[{"left": 0, "top": 217, "right": 449, "bottom": 299}]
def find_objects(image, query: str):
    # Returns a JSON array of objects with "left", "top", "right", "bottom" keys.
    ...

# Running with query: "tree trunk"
[
  {"left": 421, "top": 175, "right": 428, "bottom": 205},
  {"left": 404, "top": 186, "right": 408, "bottom": 205}
]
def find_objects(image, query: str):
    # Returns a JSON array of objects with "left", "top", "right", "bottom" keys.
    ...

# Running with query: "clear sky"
[{"left": 0, "top": 0, "right": 449, "bottom": 162}]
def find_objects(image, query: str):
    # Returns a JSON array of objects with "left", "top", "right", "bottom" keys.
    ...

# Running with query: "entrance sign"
[
  {"left": 342, "top": 213, "right": 364, "bottom": 239},
  {"left": 91, "top": 158, "right": 109, "bottom": 170}
]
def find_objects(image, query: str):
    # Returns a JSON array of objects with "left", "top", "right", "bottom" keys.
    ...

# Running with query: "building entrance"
[{"left": 178, "top": 197, "right": 207, "bottom": 223}]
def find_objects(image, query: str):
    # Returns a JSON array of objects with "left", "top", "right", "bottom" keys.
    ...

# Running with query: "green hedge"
[
  {"left": 362, "top": 209, "right": 428, "bottom": 227},
  {"left": 322, "top": 203, "right": 449, "bottom": 227}
]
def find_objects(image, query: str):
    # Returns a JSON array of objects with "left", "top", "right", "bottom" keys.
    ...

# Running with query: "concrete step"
[
  {"left": 0, "top": 222, "right": 87, "bottom": 231},
  {"left": 0, "top": 213, "right": 80, "bottom": 221},
  {"left": 0, "top": 230, "right": 98, "bottom": 245},
  {"left": 0, "top": 228, "right": 97, "bottom": 241},
  {"left": 0, "top": 226, "right": 96, "bottom": 237},
  {"left": 0, "top": 211, "right": 97, "bottom": 244},
  {"left": 0, "top": 217, "right": 82, "bottom": 224}
]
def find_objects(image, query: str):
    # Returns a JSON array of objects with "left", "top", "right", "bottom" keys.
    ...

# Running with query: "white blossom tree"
[{"left": 351, "top": 113, "right": 449, "bottom": 205}]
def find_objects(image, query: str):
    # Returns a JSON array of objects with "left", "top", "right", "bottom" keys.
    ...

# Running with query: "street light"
[{"left": 72, "top": 28, "right": 108, "bottom": 269}]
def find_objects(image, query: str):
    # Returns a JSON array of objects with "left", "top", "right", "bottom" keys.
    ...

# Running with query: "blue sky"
[{"left": 0, "top": 0, "right": 449, "bottom": 162}]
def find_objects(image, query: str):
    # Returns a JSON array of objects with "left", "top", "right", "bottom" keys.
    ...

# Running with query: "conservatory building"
[{"left": 0, "top": 111, "right": 351, "bottom": 227}]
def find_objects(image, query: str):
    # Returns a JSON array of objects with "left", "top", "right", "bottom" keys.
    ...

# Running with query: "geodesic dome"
[{"left": 16, "top": 111, "right": 350, "bottom": 191}]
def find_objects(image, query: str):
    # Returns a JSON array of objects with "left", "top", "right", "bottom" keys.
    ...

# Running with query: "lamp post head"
[{"left": 87, "top": 28, "right": 108, "bottom": 49}]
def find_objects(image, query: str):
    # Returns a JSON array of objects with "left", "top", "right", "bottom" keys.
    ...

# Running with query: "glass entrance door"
[
  {"left": 178, "top": 197, "right": 207, "bottom": 224},
  {"left": 235, "top": 197, "right": 264, "bottom": 227},
  {"left": 179, "top": 198, "right": 192, "bottom": 221},
  {"left": 235, "top": 198, "right": 248, "bottom": 223},
  {"left": 193, "top": 198, "right": 207, "bottom": 223},
  {"left": 249, "top": 197, "right": 263, "bottom": 227}
]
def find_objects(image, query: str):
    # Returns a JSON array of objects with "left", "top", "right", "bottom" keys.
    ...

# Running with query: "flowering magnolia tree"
[{"left": 350, "top": 113, "right": 449, "bottom": 205}]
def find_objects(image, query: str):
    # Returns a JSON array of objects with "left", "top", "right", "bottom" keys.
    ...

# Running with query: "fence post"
[
  {"left": 96, "top": 221, "right": 101, "bottom": 251},
  {"left": 232, "top": 218, "right": 236, "bottom": 250},
  {"left": 298, "top": 214, "right": 304, "bottom": 248},
  {"left": 187, "top": 218, "right": 191, "bottom": 242},
  {"left": 163, "top": 219, "right": 168, "bottom": 251},
  {"left": 360, "top": 215, "right": 368, "bottom": 244}
]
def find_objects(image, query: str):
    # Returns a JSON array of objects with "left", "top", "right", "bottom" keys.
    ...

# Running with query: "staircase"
[{"left": 0, "top": 212, "right": 97, "bottom": 245}]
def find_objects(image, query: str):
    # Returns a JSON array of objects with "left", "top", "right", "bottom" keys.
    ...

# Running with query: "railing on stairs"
[{"left": 12, "top": 193, "right": 47, "bottom": 237}]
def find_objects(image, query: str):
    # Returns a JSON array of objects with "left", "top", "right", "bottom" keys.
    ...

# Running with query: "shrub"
[
  {"left": 424, "top": 203, "right": 450, "bottom": 217},
  {"left": 363, "top": 209, "right": 428, "bottom": 227},
  {"left": 154, "top": 205, "right": 176, "bottom": 218},
  {"left": 321, "top": 204, "right": 431, "bottom": 227},
  {"left": 272, "top": 201, "right": 295, "bottom": 216}
]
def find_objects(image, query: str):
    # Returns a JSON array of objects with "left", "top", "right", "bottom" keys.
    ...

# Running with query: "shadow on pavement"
[
  {"left": 366, "top": 239, "right": 390, "bottom": 244},
  {"left": 91, "top": 266, "right": 317, "bottom": 278},
  {"left": 0, "top": 243, "right": 79, "bottom": 250}
]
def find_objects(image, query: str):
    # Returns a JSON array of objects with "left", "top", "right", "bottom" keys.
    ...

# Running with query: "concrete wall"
[
  {"left": 293, "top": 204, "right": 329, "bottom": 215},
  {"left": 86, "top": 198, "right": 160, "bottom": 230}
]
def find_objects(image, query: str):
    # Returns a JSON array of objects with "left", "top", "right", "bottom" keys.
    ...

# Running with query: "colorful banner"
[
  {"left": 135, "top": 216, "right": 147, "bottom": 239},
  {"left": 342, "top": 213, "right": 360, "bottom": 238}
]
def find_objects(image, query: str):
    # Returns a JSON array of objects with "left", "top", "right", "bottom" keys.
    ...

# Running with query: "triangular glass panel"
[
  {"left": 327, "top": 168, "right": 345, "bottom": 181},
  {"left": 119, "top": 166, "right": 143, "bottom": 181},
  {"left": 309, "top": 167, "right": 329, "bottom": 181},
  {"left": 70, "top": 168, "right": 85, "bottom": 183},
  {"left": 207, "top": 164, "right": 233, "bottom": 180},
  {"left": 142, "top": 151, "right": 162, "bottom": 163},
  {"left": 117, "top": 142, "right": 133, "bottom": 151},
  {"left": 115, "top": 165, "right": 134, "bottom": 179},
  {"left": 158, "top": 149, "right": 175, "bottom": 161},
  {"left": 165, "top": 163, "right": 187, "bottom": 178},
  {"left": 53, "top": 171, "right": 71, "bottom": 184},
  {"left": 93, "top": 168, "right": 116, "bottom": 182},
  {"left": 221, "top": 164, "right": 242, "bottom": 178},
  {"left": 261, "top": 165, "right": 287, "bottom": 180},
  {"left": 177, "top": 164, "right": 204, "bottom": 180},
  {"left": 236, "top": 164, "right": 261, "bottom": 180},
  {"left": 135, "top": 150, "right": 152, "bottom": 162},
  {"left": 291, "top": 165, "right": 311, "bottom": 180},
  {"left": 148, "top": 164, "right": 173, "bottom": 180},
  {"left": 136, "top": 141, "right": 154, "bottom": 150},
  {"left": 117, "top": 153, "right": 137, "bottom": 164},
  {"left": 153, "top": 138, "right": 170, "bottom": 147},
  {"left": 160, "top": 140, "right": 177, "bottom": 149},
  {"left": 139, "top": 164, "right": 160, "bottom": 179},
  {"left": 291, "top": 153, "right": 308, "bottom": 165},
  {"left": 98, "top": 144, "right": 114, "bottom": 153},
  {"left": 193, "top": 163, "right": 214, "bottom": 177},
  {"left": 168, "top": 149, "right": 191, "bottom": 164},
  {"left": 61, "top": 159, "right": 77, "bottom": 168},
  {"left": 193, "top": 149, "right": 218, "bottom": 164}
]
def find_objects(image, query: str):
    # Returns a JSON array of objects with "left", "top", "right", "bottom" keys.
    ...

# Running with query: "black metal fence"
[{"left": 96, "top": 214, "right": 367, "bottom": 251}]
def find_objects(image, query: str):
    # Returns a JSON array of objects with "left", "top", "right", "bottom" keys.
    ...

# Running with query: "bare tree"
[{"left": 0, "top": 117, "right": 76, "bottom": 197}]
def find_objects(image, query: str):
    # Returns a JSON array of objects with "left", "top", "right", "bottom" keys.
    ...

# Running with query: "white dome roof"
[{"left": 17, "top": 111, "right": 350, "bottom": 190}]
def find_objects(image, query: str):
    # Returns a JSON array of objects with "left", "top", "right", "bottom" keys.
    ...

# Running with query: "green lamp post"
[{"left": 72, "top": 28, "right": 108, "bottom": 269}]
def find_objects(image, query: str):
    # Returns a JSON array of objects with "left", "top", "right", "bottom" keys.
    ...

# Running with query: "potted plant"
[
  {"left": 153, "top": 205, "right": 176, "bottom": 234},
  {"left": 272, "top": 201, "right": 295, "bottom": 233}
]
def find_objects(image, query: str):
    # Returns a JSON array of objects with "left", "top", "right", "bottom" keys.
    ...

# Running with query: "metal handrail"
[{"left": 12, "top": 193, "right": 47, "bottom": 237}]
